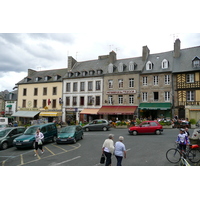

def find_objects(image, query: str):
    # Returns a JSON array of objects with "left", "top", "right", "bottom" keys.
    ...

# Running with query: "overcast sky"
[{"left": 0, "top": 33, "right": 200, "bottom": 92}]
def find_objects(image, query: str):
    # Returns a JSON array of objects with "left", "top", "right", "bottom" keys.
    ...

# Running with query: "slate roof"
[
  {"left": 4, "top": 90, "right": 18, "bottom": 101},
  {"left": 173, "top": 46, "right": 200, "bottom": 73},
  {"left": 16, "top": 68, "right": 68, "bottom": 85}
]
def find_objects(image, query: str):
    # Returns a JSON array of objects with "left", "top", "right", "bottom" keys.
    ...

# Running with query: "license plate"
[
  {"left": 61, "top": 139, "right": 67, "bottom": 141},
  {"left": 16, "top": 143, "right": 22, "bottom": 145}
]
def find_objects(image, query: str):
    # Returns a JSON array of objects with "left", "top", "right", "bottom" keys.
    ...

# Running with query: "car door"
[
  {"left": 75, "top": 126, "right": 81, "bottom": 139},
  {"left": 139, "top": 122, "right": 151, "bottom": 133},
  {"left": 7, "top": 129, "right": 18, "bottom": 146},
  {"left": 89, "top": 120, "right": 98, "bottom": 131},
  {"left": 41, "top": 126, "right": 48, "bottom": 141}
]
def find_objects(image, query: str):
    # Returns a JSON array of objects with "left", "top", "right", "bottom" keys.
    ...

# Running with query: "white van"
[{"left": 0, "top": 117, "right": 8, "bottom": 125}]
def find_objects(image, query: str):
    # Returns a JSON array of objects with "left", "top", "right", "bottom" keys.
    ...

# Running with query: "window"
[
  {"left": 44, "top": 76, "right": 50, "bottom": 81},
  {"left": 73, "top": 82, "right": 78, "bottom": 91},
  {"left": 146, "top": 61, "right": 153, "bottom": 70},
  {"left": 95, "top": 96, "right": 100, "bottom": 106},
  {"left": 165, "top": 92, "right": 170, "bottom": 102},
  {"left": 52, "top": 99, "right": 56, "bottom": 108},
  {"left": 129, "top": 95, "right": 134, "bottom": 104},
  {"left": 43, "top": 87, "right": 47, "bottom": 95},
  {"left": 22, "top": 100, "right": 26, "bottom": 108},
  {"left": 162, "top": 59, "right": 169, "bottom": 69},
  {"left": 118, "top": 62, "right": 124, "bottom": 72},
  {"left": 66, "top": 83, "right": 71, "bottom": 92},
  {"left": 80, "top": 97, "right": 85, "bottom": 106},
  {"left": 82, "top": 71, "right": 87, "bottom": 76},
  {"left": 108, "top": 63, "right": 114, "bottom": 73},
  {"left": 193, "top": 57, "right": 200, "bottom": 68},
  {"left": 75, "top": 72, "right": 80, "bottom": 77},
  {"left": 35, "top": 77, "right": 39, "bottom": 82},
  {"left": 66, "top": 97, "right": 70, "bottom": 106},
  {"left": 42, "top": 99, "right": 47, "bottom": 108},
  {"left": 129, "top": 61, "right": 135, "bottom": 71},
  {"left": 187, "top": 91, "right": 194, "bottom": 101},
  {"left": 73, "top": 97, "right": 77, "bottom": 106},
  {"left": 34, "top": 88, "right": 38, "bottom": 96},
  {"left": 143, "top": 77, "right": 148, "bottom": 86},
  {"left": 97, "top": 70, "right": 103, "bottom": 75},
  {"left": 142, "top": 92, "right": 148, "bottom": 102},
  {"left": 33, "top": 100, "right": 37, "bottom": 108},
  {"left": 108, "top": 80, "right": 113, "bottom": 89},
  {"left": 88, "top": 96, "right": 93, "bottom": 105},
  {"left": 108, "top": 95, "right": 113, "bottom": 105},
  {"left": 88, "top": 82, "right": 93, "bottom": 91},
  {"left": 153, "top": 76, "right": 159, "bottom": 86},
  {"left": 129, "top": 78, "right": 134, "bottom": 88},
  {"left": 89, "top": 70, "right": 94, "bottom": 75},
  {"left": 119, "top": 79, "right": 123, "bottom": 88},
  {"left": 153, "top": 92, "right": 159, "bottom": 101},
  {"left": 118, "top": 95, "right": 123, "bottom": 104},
  {"left": 23, "top": 88, "right": 27, "bottom": 96},
  {"left": 80, "top": 82, "right": 85, "bottom": 91},
  {"left": 186, "top": 74, "right": 194, "bottom": 83},
  {"left": 165, "top": 75, "right": 170, "bottom": 85},
  {"left": 53, "top": 87, "right": 57, "bottom": 95},
  {"left": 96, "top": 81, "right": 101, "bottom": 90}
]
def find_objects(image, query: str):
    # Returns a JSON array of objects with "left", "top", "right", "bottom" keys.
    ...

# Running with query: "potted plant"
[{"left": 190, "top": 119, "right": 197, "bottom": 128}]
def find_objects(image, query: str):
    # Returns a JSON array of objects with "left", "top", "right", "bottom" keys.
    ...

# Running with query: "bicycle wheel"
[
  {"left": 187, "top": 149, "right": 200, "bottom": 163},
  {"left": 166, "top": 148, "right": 181, "bottom": 164}
]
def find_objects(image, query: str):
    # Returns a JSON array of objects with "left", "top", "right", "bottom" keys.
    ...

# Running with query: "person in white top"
[
  {"left": 114, "top": 136, "right": 126, "bottom": 166},
  {"left": 34, "top": 128, "right": 44, "bottom": 156}
]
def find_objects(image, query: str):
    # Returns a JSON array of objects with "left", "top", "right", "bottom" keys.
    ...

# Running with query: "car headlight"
[
  {"left": 13, "top": 139, "right": 16, "bottom": 142},
  {"left": 23, "top": 140, "right": 30, "bottom": 142}
]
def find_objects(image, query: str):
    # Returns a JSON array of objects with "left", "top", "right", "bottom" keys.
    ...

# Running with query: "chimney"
[
  {"left": 173, "top": 39, "right": 181, "bottom": 58},
  {"left": 142, "top": 46, "right": 150, "bottom": 61},
  {"left": 109, "top": 51, "right": 117, "bottom": 64},
  {"left": 68, "top": 56, "right": 77, "bottom": 70},
  {"left": 28, "top": 69, "right": 36, "bottom": 76}
]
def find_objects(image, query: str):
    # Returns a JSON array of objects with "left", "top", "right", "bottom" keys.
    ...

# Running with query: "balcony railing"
[
  {"left": 177, "top": 81, "right": 200, "bottom": 89},
  {"left": 178, "top": 101, "right": 200, "bottom": 106}
]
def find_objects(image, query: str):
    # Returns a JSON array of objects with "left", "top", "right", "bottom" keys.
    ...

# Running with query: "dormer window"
[
  {"left": 68, "top": 72, "right": 73, "bottom": 78},
  {"left": 24, "top": 77, "right": 31, "bottom": 82},
  {"left": 75, "top": 72, "right": 80, "bottom": 77},
  {"left": 54, "top": 75, "right": 61, "bottom": 80},
  {"left": 129, "top": 61, "right": 135, "bottom": 71},
  {"left": 108, "top": 63, "right": 114, "bottom": 73},
  {"left": 162, "top": 59, "right": 169, "bottom": 69},
  {"left": 146, "top": 61, "right": 153, "bottom": 70},
  {"left": 44, "top": 76, "right": 51, "bottom": 81},
  {"left": 82, "top": 71, "right": 87, "bottom": 76},
  {"left": 118, "top": 62, "right": 124, "bottom": 72},
  {"left": 97, "top": 69, "right": 103, "bottom": 75},
  {"left": 89, "top": 70, "right": 95, "bottom": 75},
  {"left": 193, "top": 57, "right": 200, "bottom": 68},
  {"left": 35, "top": 77, "right": 42, "bottom": 82}
]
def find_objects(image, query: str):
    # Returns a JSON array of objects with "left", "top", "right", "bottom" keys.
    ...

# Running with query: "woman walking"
[
  {"left": 34, "top": 128, "right": 44, "bottom": 156},
  {"left": 114, "top": 136, "right": 126, "bottom": 166},
  {"left": 102, "top": 134, "right": 114, "bottom": 166}
]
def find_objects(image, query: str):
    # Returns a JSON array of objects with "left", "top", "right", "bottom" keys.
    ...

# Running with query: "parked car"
[
  {"left": 128, "top": 121, "right": 163, "bottom": 136},
  {"left": 83, "top": 119, "right": 110, "bottom": 132},
  {"left": 0, "top": 127, "right": 26, "bottom": 150},
  {"left": 13, "top": 123, "right": 57, "bottom": 149},
  {"left": 56, "top": 125, "right": 83, "bottom": 144}
]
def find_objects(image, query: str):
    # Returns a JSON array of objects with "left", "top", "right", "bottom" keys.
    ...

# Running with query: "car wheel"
[
  {"left": 155, "top": 130, "right": 161, "bottom": 135},
  {"left": 133, "top": 131, "right": 137, "bottom": 136},
  {"left": 73, "top": 138, "right": 77, "bottom": 144},
  {"left": 52, "top": 136, "right": 57, "bottom": 142},
  {"left": 85, "top": 128, "right": 90, "bottom": 132},
  {"left": 103, "top": 127, "right": 108, "bottom": 131},
  {"left": 1, "top": 142, "right": 8, "bottom": 150}
]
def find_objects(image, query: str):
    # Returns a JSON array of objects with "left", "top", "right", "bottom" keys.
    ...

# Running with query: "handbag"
[
  {"left": 38, "top": 139, "right": 43, "bottom": 145},
  {"left": 100, "top": 154, "right": 105, "bottom": 164}
]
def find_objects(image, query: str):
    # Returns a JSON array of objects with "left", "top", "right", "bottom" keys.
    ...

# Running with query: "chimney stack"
[
  {"left": 109, "top": 51, "right": 117, "bottom": 64},
  {"left": 142, "top": 46, "right": 150, "bottom": 61},
  {"left": 173, "top": 39, "right": 181, "bottom": 58},
  {"left": 68, "top": 56, "right": 77, "bottom": 70}
]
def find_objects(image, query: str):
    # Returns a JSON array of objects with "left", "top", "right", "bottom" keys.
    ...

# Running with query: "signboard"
[
  {"left": 66, "top": 108, "right": 78, "bottom": 112},
  {"left": 106, "top": 90, "right": 136, "bottom": 95}
]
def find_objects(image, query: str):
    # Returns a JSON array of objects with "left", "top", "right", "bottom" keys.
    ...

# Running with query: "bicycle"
[{"left": 166, "top": 143, "right": 200, "bottom": 164}]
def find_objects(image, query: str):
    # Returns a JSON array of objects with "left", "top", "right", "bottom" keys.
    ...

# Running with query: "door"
[
  {"left": 7, "top": 129, "right": 18, "bottom": 146},
  {"left": 139, "top": 122, "right": 154, "bottom": 134}
]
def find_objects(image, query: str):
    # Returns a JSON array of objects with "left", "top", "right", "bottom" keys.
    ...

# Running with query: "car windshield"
[
  {"left": 59, "top": 126, "right": 75, "bottom": 133},
  {"left": 24, "top": 126, "right": 39, "bottom": 135},
  {"left": 0, "top": 129, "right": 11, "bottom": 137}
]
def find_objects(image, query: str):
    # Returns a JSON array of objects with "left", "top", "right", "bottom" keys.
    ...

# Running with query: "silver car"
[{"left": 83, "top": 119, "right": 110, "bottom": 132}]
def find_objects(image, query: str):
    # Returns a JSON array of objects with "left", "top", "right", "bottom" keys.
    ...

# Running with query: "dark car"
[
  {"left": 128, "top": 121, "right": 163, "bottom": 136},
  {"left": 0, "top": 127, "right": 26, "bottom": 150},
  {"left": 83, "top": 119, "right": 110, "bottom": 132},
  {"left": 56, "top": 125, "right": 83, "bottom": 144},
  {"left": 13, "top": 123, "right": 57, "bottom": 149}
]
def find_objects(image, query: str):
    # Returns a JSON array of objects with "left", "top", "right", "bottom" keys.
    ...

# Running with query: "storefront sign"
[
  {"left": 66, "top": 108, "right": 78, "bottom": 112},
  {"left": 106, "top": 90, "right": 136, "bottom": 95}
]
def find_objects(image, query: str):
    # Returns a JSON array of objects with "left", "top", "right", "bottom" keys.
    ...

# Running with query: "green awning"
[
  {"left": 6, "top": 105, "right": 12, "bottom": 108},
  {"left": 139, "top": 103, "right": 172, "bottom": 110}
]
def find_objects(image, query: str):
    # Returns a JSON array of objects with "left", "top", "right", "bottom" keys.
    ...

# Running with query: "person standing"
[
  {"left": 102, "top": 134, "right": 114, "bottom": 166},
  {"left": 34, "top": 128, "right": 44, "bottom": 156},
  {"left": 114, "top": 136, "right": 126, "bottom": 166},
  {"left": 185, "top": 127, "right": 190, "bottom": 138}
]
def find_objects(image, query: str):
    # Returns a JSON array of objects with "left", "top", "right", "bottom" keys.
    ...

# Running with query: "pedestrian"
[
  {"left": 185, "top": 127, "right": 190, "bottom": 138},
  {"left": 176, "top": 128, "right": 189, "bottom": 156},
  {"left": 34, "top": 128, "right": 44, "bottom": 156},
  {"left": 102, "top": 134, "right": 114, "bottom": 166},
  {"left": 114, "top": 136, "right": 126, "bottom": 166}
]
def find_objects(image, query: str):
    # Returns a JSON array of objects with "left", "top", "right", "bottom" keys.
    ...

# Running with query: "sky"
[{"left": 0, "top": 33, "right": 200, "bottom": 92}]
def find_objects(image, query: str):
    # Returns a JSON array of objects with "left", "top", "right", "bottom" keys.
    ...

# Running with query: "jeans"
[
  {"left": 115, "top": 155, "right": 123, "bottom": 166},
  {"left": 104, "top": 151, "right": 112, "bottom": 166}
]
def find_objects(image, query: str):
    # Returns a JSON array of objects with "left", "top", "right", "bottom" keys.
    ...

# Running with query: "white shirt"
[
  {"left": 35, "top": 132, "right": 44, "bottom": 142},
  {"left": 114, "top": 141, "right": 126, "bottom": 157}
]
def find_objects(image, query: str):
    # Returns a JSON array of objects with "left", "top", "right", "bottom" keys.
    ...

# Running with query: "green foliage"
[
  {"left": 189, "top": 119, "right": 196, "bottom": 125},
  {"left": 159, "top": 121, "right": 172, "bottom": 126}
]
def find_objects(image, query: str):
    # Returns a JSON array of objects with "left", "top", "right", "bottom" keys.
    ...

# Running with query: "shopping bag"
[{"left": 100, "top": 154, "right": 105, "bottom": 164}]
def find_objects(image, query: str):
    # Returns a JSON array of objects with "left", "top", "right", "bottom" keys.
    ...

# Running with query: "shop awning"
[
  {"left": 39, "top": 112, "right": 62, "bottom": 117},
  {"left": 139, "top": 103, "right": 172, "bottom": 110},
  {"left": 12, "top": 111, "right": 40, "bottom": 118},
  {"left": 80, "top": 108, "right": 100, "bottom": 115},
  {"left": 98, "top": 106, "right": 137, "bottom": 115},
  {"left": 6, "top": 105, "right": 12, "bottom": 108}
]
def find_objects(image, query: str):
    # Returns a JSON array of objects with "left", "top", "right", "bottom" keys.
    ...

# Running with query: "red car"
[{"left": 128, "top": 121, "right": 163, "bottom": 136}]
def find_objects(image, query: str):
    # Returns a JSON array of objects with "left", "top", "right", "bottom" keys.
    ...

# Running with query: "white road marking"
[{"left": 53, "top": 156, "right": 81, "bottom": 166}]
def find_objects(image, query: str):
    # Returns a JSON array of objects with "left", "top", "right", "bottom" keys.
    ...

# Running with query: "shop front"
[
  {"left": 39, "top": 111, "right": 62, "bottom": 123},
  {"left": 138, "top": 103, "right": 172, "bottom": 119},
  {"left": 97, "top": 106, "right": 138, "bottom": 121},
  {"left": 80, "top": 108, "right": 100, "bottom": 123}
]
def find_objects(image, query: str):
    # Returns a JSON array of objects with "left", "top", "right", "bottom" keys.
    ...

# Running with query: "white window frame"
[
  {"left": 162, "top": 59, "right": 169, "bottom": 69},
  {"left": 186, "top": 74, "right": 194, "bottom": 83},
  {"left": 118, "top": 95, "right": 123, "bottom": 104},
  {"left": 129, "top": 95, "right": 134, "bottom": 104},
  {"left": 142, "top": 92, "right": 148, "bottom": 102},
  {"left": 187, "top": 91, "right": 194, "bottom": 101},
  {"left": 146, "top": 61, "right": 153, "bottom": 70},
  {"left": 143, "top": 77, "right": 148, "bottom": 86},
  {"left": 129, "top": 78, "right": 134, "bottom": 88},
  {"left": 165, "top": 75, "right": 170, "bottom": 85},
  {"left": 108, "top": 80, "right": 113, "bottom": 89},
  {"left": 129, "top": 61, "right": 135, "bottom": 71},
  {"left": 118, "top": 79, "right": 123, "bottom": 88},
  {"left": 108, "top": 95, "right": 113, "bottom": 105},
  {"left": 153, "top": 76, "right": 159, "bottom": 86},
  {"left": 165, "top": 92, "right": 170, "bottom": 102}
]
